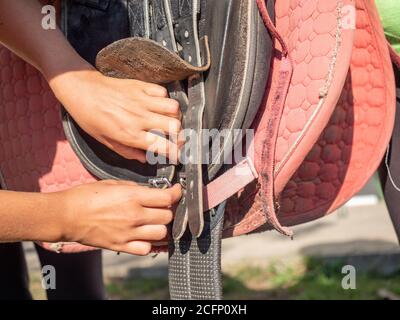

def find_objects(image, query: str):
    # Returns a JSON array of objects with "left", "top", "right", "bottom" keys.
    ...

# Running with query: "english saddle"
[{"left": 0, "top": 0, "right": 396, "bottom": 300}]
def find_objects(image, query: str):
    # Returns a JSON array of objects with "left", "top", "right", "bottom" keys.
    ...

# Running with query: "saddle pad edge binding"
[
  {"left": 275, "top": 0, "right": 396, "bottom": 229},
  {"left": 222, "top": 0, "right": 356, "bottom": 238},
  {"left": 273, "top": 0, "right": 356, "bottom": 194}
]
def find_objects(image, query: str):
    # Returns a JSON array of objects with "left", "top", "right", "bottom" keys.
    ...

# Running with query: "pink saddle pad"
[{"left": 224, "top": 0, "right": 395, "bottom": 237}]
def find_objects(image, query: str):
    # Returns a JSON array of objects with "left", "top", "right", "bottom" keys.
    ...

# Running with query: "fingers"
[
  {"left": 144, "top": 97, "right": 181, "bottom": 119},
  {"left": 112, "top": 117, "right": 181, "bottom": 161},
  {"left": 130, "top": 225, "right": 168, "bottom": 241},
  {"left": 128, "top": 79, "right": 168, "bottom": 98},
  {"left": 142, "top": 83, "right": 168, "bottom": 97},
  {"left": 135, "top": 82, "right": 182, "bottom": 121},
  {"left": 101, "top": 179, "right": 137, "bottom": 187},
  {"left": 115, "top": 241, "right": 152, "bottom": 256},
  {"left": 104, "top": 181, "right": 182, "bottom": 208},
  {"left": 135, "top": 131, "right": 180, "bottom": 162},
  {"left": 143, "top": 114, "right": 181, "bottom": 137},
  {"left": 111, "top": 143, "right": 147, "bottom": 163},
  {"left": 139, "top": 208, "right": 174, "bottom": 225},
  {"left": 137, "top": 184, "right": 182, "bottom": 208}
]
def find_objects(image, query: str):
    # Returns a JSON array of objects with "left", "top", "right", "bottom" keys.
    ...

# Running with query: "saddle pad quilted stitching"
[
  {"left": 0, "top": 48, "right": 95, "bottom": 192},
  {"left": 274, "top": 0, "right": 344, "bottom": 170},
  {"left": 278, "top": 0, "right": 395, "bottom": 225},
  {"left": 223, "top": 0, "right": 395, "bottom": 237},
  {"left": 253, "top": 0, "right": 354, "bottom": 193},
  {"left": 223, "top": 0, "right": 354, "bottom": 236},
  {"left": 0, "top": 47, "right": 96, "bottom": 252}
]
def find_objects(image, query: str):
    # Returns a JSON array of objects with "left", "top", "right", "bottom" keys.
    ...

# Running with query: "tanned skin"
[{"left": 0, "top": 0, "right": 182, "bottom": 255}]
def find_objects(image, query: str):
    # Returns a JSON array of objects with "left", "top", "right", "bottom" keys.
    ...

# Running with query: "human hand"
[
  {"left": 58, "top": 180, "right": 182, "bottom": 255},
  {"left": 51, "top": 69, "right": 182, "bottom": 163}
]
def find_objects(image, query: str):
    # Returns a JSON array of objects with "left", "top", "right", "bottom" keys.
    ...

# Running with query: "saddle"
[{"left": 0, "top": 0, "right": 396, "bottom": 300}]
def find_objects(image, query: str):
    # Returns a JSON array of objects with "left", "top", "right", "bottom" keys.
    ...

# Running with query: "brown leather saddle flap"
[{"left": 96, "top": 37, "right": 211, "bottom": 83}]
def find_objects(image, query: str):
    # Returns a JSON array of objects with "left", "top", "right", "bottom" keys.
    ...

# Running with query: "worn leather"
[{"left": 96, "top": 37, "right": 211, "bottom": 83}]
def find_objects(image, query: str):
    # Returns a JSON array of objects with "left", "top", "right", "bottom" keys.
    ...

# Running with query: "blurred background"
[{"left": 25, "top": 175, "right": 400, "bottom": 300}]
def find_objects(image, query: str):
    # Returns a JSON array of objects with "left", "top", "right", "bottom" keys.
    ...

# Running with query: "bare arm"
[
  {"left": 0, "top": 191, "right": 65, "bottom": 243},
  {"left": 0, "top": 0, "right": 181, "bottom": 162},
  {"left": 0, "top": 182, "right": 181, "bottom": 254},
  {"left": 0, "top": 1, "right": 69, "bottom": 243},
  {"left": 0, "top": 0, "right": 90, "bottom": 80}
]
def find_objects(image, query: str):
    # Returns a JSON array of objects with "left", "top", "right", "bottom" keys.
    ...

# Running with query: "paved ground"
[{"left": 24, "top": 198, "right": 400, "bottom": 278}]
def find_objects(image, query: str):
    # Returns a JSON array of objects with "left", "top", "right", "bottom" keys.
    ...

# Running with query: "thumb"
[{"left": 166, "top": 184, "right": 183, "bottom": 204}]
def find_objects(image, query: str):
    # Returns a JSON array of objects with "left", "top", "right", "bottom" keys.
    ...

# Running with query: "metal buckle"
[{"left": 148, "top": 177, "right": 172, "bottom": 189}]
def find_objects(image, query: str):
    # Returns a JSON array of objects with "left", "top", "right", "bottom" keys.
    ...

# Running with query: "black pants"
[{"left": 0, "top": 243, "right": 105, "bottom": 300}]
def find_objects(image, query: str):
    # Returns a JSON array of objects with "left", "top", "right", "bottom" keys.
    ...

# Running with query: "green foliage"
[{"left": 30, "top": 257, "right": 400, "bottom": 300}]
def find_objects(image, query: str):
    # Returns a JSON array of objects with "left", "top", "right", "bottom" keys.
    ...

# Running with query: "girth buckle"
[{"left": 148, "top": 177, "right": 172, "bottom": 189}]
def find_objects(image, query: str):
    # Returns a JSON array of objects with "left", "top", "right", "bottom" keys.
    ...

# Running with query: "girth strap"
[{"left": 169, "top": 203, "right": 225, "bottom": 300}]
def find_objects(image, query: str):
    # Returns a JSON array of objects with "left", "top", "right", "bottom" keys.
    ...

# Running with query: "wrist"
[
  {"left": 37, "top": 26, "right": 96, "bottom": 83},
  {"left": 15, "top": 192, "right": 68, "bottom": 243},
  {"left": 48, "top": 191, "right": 77, "bottom": 243},
  {"left": 48, "top": 62, "right": 99, "bottom": 112},
  {"left": 33, "top": 191, "right": 75, "bottom": 243}
]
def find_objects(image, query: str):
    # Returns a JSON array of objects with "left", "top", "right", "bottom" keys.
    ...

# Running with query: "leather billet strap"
[
  {"left": 129, "top": 0, "right": 174, "bottom": 189},
  {"left": 163, "top": 0, "right": 207, "bottom": 240}
]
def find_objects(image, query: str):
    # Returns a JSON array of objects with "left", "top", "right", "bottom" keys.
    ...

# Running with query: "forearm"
[
  {"left": 0, "top": 190, "right": 66, "bottom": 243},
  {"left": 0, "top": 0, "right": 92, "bottom": 81}
]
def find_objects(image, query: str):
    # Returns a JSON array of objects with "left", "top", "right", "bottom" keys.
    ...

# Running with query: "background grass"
[{"left": 29, "top": 257, "right": 400, "bottom": 300}]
